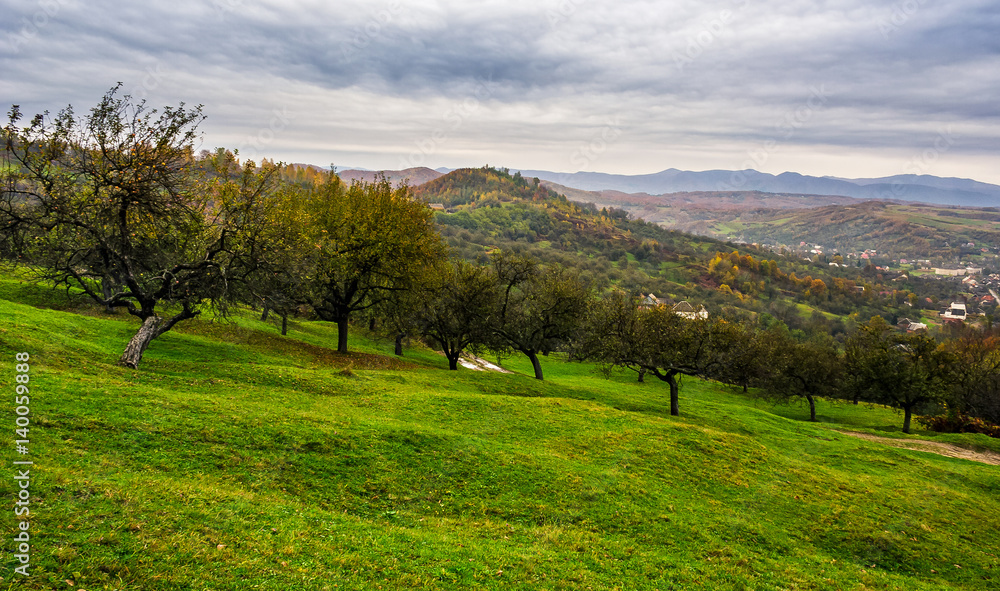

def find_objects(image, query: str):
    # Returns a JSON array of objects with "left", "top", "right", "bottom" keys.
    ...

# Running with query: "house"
[
  {"left": 640, "top": 293, "right": 662, "bottom": 308},
  {"left": 942, "top": 302, "right": 968, "bottom": 322},
  {"left": 897, "top": 318, "right": 927, "bottom": 332},
  {"left": 672, "top": 301, "right": 709, "bottom": 320},
  {"left": 935, "top": 268, "right": 966, "bottom": 277}
]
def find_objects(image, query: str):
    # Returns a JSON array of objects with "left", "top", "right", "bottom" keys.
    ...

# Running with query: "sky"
[{"left": 2, "top": 0, "right": 999, "bottom": 184}]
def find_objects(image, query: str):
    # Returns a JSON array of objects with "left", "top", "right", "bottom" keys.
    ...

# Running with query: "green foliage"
[
  {"left": 585, "top": 292, "right": 740, "bottom": 415},
  {"left": 413, "top": 259, "right": 497, "bottom": 369},
  {"left": 3, "top": 274, "right": 999, "bottom": 590},
  {"left": 276, "top": 174, "right": 447, "bottom": 353},
  {"left": 845, "top": 316, "right": 953, "bottom": 432},
  {"left": 487, "top": 251, "right": 591, "bottom": 380},
  {"left": 758, "top": 334, "right": 843, "bottom": 421},
  {"left": 1, "top": 87, "right": 284, "bottom": 367}
]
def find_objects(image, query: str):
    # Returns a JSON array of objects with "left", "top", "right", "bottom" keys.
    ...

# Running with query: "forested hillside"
[{"left": 414, "top": 167, "right": 940, "bottom": 339}]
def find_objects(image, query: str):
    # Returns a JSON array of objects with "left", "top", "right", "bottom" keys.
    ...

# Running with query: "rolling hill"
[
  {"left": 337, "top": 166, "right": 444, "bottom": 187},
  {"left": 2, "top": 274, "right": 1000, "bottom": 590}
]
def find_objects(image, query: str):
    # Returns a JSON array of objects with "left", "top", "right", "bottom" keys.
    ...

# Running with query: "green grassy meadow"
[{"left": 1, "top": 276, "right": 999, "bottom": 590}]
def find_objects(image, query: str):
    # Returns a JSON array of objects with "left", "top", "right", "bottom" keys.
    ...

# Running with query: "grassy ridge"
[{"left": 1, "top": 277, "right": 999, "bottom": 590}]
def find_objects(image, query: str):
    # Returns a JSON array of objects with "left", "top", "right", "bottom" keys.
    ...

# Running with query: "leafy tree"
[
  {"left": 488, "top": 251, "right": 590, "bottom": 380},
  {"left": 763, "top": 335, "right": 843, "bottom": 421},
  {"left": 714, "top": 321, "right": 782, "bottom": 393},
  {"left": 286, "top": 174, "right": 446, "bottom": 353},
  {"left": 845, "top": 316, "right": 953, "bottom": 433},
  {"left": 944, "top": 329, "right": 1000, "bottom": 425},
  {"left": 1, "top": 86, "right": 281, "bottom": 368},
  {"left": 415, "top": 259, "right": 497, "bottom": 370},
  {"left": 586, "top": 292, "right": 738, "bottom": 416}
]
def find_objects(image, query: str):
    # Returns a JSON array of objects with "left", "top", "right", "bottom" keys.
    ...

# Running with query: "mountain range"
[
  {"left": 331, "top": 165, "right": 1000, "bottom": 209},
  {"left": 504, "top": 168, "right": 1000, "bottom": 208}
]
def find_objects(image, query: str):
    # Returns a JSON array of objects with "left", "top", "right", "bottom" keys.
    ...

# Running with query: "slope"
[
  {"left": 2, "top": 275, "right": 999, "bottom": 590},
  {"left": 716, "top": 201, "right": 1000, "bottom": 259}
]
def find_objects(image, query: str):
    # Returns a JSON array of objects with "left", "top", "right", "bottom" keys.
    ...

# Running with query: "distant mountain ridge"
[
  {"left": 336, "top": 165, "right": 1000, "bottom": 208},
  {"left": 509, "top": 168, "right": 1000, "bottom": 208},
  {"left": 336, "top": 167, "right": 443, "bottom": 187}
]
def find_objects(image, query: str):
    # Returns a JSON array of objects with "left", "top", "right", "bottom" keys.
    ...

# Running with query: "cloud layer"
[{"left": 2, "top": 0, "right": 998, "bottom": 182}]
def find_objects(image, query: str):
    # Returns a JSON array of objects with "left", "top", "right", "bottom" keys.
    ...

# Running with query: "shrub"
[{"left": 918, "top": 413, "right": 1000, "bottom": 439}]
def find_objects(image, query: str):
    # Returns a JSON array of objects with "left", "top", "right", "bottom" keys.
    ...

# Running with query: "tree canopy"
[
  {"left": 1, "top": 86, "right": 282, "bottom": 368},
  {"left": 281, "top": 174, "right": 447, "bottom": 353}
]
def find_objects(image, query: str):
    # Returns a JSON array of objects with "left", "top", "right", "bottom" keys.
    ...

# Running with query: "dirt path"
[{"left": 838, "top": 431, "right": 1000, "bottom": 466}]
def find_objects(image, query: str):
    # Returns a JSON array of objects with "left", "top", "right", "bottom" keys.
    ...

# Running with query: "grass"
[{"left": 1, "top": 275, "right": 999, "bottom": 590}]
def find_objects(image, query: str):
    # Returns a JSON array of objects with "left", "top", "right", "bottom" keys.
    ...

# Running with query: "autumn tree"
[
  {"left": 763, "top": 335, "right": 843, "bottom": 421},
  {"left": 0, "top": 86, "right": 282, "bottom": 368},
  {"left": 714, "top": 321, "right": 783, "bottom": 393},
  {"left": 487, "top": 251, "right": 591, "bottom": 380},
  {"left": 845, "top": 316, "right": 953, "bottom": 433},
  {"left": 944, "top": 329, "right": 1000, "bottom": 425},
  {"left": 415, "top": 259, "right": 497, "bottom": 369},
  {"left": 288, "top": 174, "right": 446, "bottom": 353},
  {"left": 586, "top": 292, "right": 738, "bottom": 416}
]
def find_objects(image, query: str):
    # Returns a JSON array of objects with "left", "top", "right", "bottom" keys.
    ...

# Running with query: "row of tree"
[
  {"left": 584, "top": 302, "right": 1000, "bottom": 432},
  {"left": 1, "top": 87, "right": 446, "bottom": 367},
  {"left": 3, "top": 88, "right": 1000, "bottom": 436}
]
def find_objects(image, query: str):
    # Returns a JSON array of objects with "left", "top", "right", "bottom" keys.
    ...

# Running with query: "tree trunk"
[
  {"left": 668, "top": 373, "right": 680, "bottom": 416},
  {"left": 447, "top": 351, "right": 460, "bottom": 371},
  {"left": 902, "top": 406, "right": 913, "bottom": 434},
  {"left": 101, "top": 278, "right": 117, "bottom": 314},
  {"left": 527, "top": 350, "right": 544, "bottom": 380},
  {"left": 394, "top": 333, "right": 404, "bottom": 356},
  {"left": 281, "top": 314, "right": 288, "bottom": 336},
  {"left": 337, "top": 316, "right": 349, "bottom": 353},
  {"left": 119, "top": 316, "right": 164, "bottom": 369},
  {"left": 369, "top": 316, "right": 377, "bottom": 331},
  {"left": 261, "top": 304, "right": 270, "bottom": 322},
  {"left": 807, "top": 393, "right": 816, "bottom": 422},
  {"left": 637, "top": 368, "right": 645, "bottom": 383}
]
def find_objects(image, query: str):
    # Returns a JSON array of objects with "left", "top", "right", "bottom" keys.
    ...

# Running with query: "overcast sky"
[{"left": 2, "top": 0, "right": 998, "bottom": 183}]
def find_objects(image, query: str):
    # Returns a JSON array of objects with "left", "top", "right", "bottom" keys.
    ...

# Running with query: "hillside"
[
  {"left": 535, "top": 181, "right": 1000, "bottom": 262},
  {"left": 412, "top": 166, "right": 769, "bottom": 305},
  {"left": 410, "top": 167, "right": 955, "bottom": 336},
  {"left": 709, "top": 201, "right": 1000, "bottom": 261},
  {"left": 337, "top": 167, "right": 443, "bottom": 187},
  {"left": 2, "top": 274, "right": 999, "bottom": 589}
]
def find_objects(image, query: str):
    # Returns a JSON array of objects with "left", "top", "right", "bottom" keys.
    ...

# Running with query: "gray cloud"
[{"left": 1, "top": 0, "right": 998, "bottom": 182}]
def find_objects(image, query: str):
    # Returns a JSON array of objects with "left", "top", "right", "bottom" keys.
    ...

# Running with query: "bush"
[{"left": 918, "top": 413, "right": 1000, "bottom": 439}]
